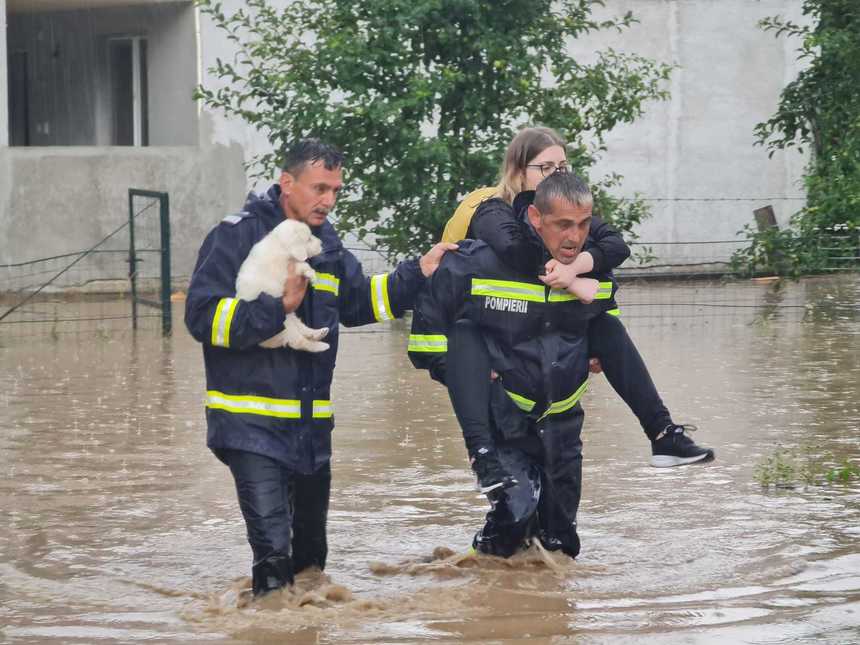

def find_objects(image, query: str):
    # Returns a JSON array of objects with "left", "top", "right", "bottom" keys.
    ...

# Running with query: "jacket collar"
[
  {"left": 250, "top": 184, "right": 343, "bottom": 256},
  {"left": 512, "top": 189, "right": 535, "bottom": 215}
]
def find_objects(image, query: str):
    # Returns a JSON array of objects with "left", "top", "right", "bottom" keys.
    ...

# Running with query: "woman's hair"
[{"left": 494, "top": 126, "right": 566, "bottom": 204}]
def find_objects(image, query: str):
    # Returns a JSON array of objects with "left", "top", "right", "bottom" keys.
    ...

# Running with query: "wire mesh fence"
[
  {"left": 612, "top": 273, "right": 859, "bottom": 332},
  {"left": 3, "top": 190, "right": 857, "bottom": 342},
  {"left": 0, "top": 193, "right": 167, "bottom": 341}
]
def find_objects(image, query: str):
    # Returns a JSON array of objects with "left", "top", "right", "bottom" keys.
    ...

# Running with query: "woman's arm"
[
  {"left": 471, "top": 198, "right": 542, "bottom": 273},
  {"left": 586, "top": 215, "right": 631, "bottom": 273}
]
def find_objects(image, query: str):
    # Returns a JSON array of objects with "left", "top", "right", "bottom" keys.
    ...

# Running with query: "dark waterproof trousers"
[
  {"left": 220, "top": 449, "right": 330, "bottom": 596},
  {"left": 587, "top": 312, "right": 671, "bottom": 440},
  {"left": 447, "top": 320, "right": 582, "bottom": 558},
  {"left": 473, "top": 423, "right": 584, "bottom": 559}
]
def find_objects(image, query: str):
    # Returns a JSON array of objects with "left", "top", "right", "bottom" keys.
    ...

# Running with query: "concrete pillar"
[{"left": 0, "top": 0, "right": 8, "bottom": 147}]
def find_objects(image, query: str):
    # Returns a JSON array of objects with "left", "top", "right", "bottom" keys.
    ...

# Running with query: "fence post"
[
  {"left": 754, "top": 205, "right": 778, "bottom": 232},
  {"left": 753, "top": 205, "right": 783, "bottom": 274},
  {"left": 159, "top": 194, "right": 172, "bottom": 336},
  {"left": 128, "top": 189, "right": 139, "bottom": 330},
  {"left": 129, "top": 189, "right": 170, "bottom": 335}
]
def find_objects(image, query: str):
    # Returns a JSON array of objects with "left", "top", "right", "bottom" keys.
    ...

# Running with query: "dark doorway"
[{"left": 9, "top": 50, "right": 30, "bottom": 146}]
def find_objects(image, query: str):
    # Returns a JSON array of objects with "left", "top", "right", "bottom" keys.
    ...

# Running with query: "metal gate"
[
  {"left": 128, "top": 189, "right": 172, "bottom": 335},
  {"left": 1, "top": 189, "right": 172, "bottom": 339}
]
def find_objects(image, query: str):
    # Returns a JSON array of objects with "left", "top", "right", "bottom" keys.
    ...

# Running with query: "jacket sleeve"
[
  {"left": 184, "top": 220, "right": 287, "bottom": 350},
  {"left": 338, "top": 252, "right": 427, "bottom": 327},
  {"left": 407, "top": 253, "right": 465, "bottom": 385},
  {"left": 470, "top": 198, "right": 543, "bottom": 274},
  {"left": 584, "top": 216, "right": 631, "bottom": 273}
]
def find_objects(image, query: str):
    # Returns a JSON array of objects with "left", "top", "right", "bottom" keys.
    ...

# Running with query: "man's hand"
[
  {"left": 281, "top": 261, "right": 309, "bottom": 313},
  {"left": 419, "top": 242, "right": 459, "bottom": 277}
]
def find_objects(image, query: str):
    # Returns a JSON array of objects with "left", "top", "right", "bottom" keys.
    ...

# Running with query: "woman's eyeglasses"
[{"left": 526, "top": 162, "right": 570, "bottom": 177}]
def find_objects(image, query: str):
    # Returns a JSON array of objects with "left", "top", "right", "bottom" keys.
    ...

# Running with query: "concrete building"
[
  {"left": 1, "top": 0, "right": 808, "bottom": 280},
  {"left": 1, "top": 0, "right": 247, "bottom": 284}
]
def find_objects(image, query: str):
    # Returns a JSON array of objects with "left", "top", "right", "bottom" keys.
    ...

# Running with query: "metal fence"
[
  {"left": 2, "top": 192, "right": 857, "bottom": 341},
  {"left": 0, "top": 189, "right": 171, "bottom": 342}
]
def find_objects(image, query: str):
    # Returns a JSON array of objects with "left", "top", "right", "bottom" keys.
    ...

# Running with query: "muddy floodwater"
[{"left": 2, "top": 274, "right": 859, "bottom": 644}]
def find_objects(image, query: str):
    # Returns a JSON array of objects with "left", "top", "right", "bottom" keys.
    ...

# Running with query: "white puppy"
[{"left": 235, "top": 219, "right": 330, "bottom": 352}]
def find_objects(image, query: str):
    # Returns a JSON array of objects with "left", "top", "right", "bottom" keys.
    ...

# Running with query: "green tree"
[
  {"left": 196, "top": 0, "right": 672, "bottom": 258},
  {"left": 738, "top": 0, "right": 860, "bottom": 275}
]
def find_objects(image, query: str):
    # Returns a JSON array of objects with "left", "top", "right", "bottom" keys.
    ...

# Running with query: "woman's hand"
[
  {"left": 540, "top": 259, "right": 579, "bottom": 291},
  {"left": 540, "top": 251, "right": 595, "bottom": 291},
  {"left": 567, "top": 277, "right": 600, "bottom": 304}
]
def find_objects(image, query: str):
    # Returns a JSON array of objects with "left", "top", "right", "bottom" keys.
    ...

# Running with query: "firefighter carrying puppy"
[
  {"left": 185, "top": 139, "right": 455, "bottom": 597},
  {"left": 409, "top": 171, "right": 616, "bottom": 558}
]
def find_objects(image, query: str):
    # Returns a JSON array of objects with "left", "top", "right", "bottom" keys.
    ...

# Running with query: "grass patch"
[{"left": 754, "top": 446, "right": 860, "bottom": 489}]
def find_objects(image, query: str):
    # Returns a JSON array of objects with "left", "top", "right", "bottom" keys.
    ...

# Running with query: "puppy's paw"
[
  {"left": 286, "top": 338, "right": 330, "bottom": 353},
  {"left": 306, "top": 326, "right": 329, "bottom": 341},
  {"left": 307, "top": 340, "right": 329, "bottom": 353},
  {"left": 294, "top": 261, "right": 316, "bottom": 282}
]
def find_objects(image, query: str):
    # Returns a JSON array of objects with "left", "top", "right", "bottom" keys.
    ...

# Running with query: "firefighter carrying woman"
[{"left": 409, "top": 140, "right": 713, "bottom": 557}]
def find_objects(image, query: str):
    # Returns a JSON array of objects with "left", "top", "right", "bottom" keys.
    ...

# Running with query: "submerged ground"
[{"left": 2, "top": 274, "right": 859, "bottom": 644}]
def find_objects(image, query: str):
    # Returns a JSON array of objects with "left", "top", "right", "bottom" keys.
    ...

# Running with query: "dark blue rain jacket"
[
  {"left": 408, "top": 237, "right": 618, "bottom": 421},
  {"left": 185, "top": 185, "right": 425, "bottom": 474}
]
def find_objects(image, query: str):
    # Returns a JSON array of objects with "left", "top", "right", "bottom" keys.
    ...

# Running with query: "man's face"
[
  {"left": 527, "top": 197, "right": 592, "bottom": 265},
  {"left": 279, "top": 161, "right": 343, "bottom": 227}
]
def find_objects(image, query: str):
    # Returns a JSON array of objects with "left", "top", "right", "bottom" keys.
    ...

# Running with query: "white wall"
[
  {"left": 2, "top": 143, "right": 246, "bottom": 277},
  {"left": 193, "top": 1, "right": 810, "bottom": 269},
  {"left": 196, "top": 0, "right": 276, "bottom": 186},
  {"left": 1, "top": 0, "right": 812, "bottom": 279},
  {"left": 569, "top": 0, "right": 809, "bottom": 268},
  {"left": 148, "top": 2, "right": 198, "bottom": 146}
]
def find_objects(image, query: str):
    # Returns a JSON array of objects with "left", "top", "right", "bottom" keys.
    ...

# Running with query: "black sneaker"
[
  {"left": 472, "top": 450, "right": 518, "bottom": 497},
  {"left": 650, "top": 424, "right": 714, "bottom": 468}
]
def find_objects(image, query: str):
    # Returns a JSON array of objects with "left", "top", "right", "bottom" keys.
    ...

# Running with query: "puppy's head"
[{"left": 273, "top": 220, "right": 322, "bottom": 261}]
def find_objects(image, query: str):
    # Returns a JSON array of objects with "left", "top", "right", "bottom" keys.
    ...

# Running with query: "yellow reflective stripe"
[
  {"left": 211, "top": 297, "right": 239, "bottom": 347},
  {"left": 205, "top": 390, "right": 301, "bottom": 418},
  {"left": 607, "top": 308, "right": 621, "bottom": 317},
  {"left": 505, "top": 389, "right": 536, "bottom": 412},
  {"left": 548, "top": 289, "right": 576, "bottom": 302},
  {"left": 506, "top": 380, "right": 587, "bottom": 417},
  {"left": 312, "top": 400, "right": 333, "bottom": 419},
  {"left": 548, "top": 282, "right": 613, "bottom": 302},
  {"left": 471, "top": 278, "right": 545, "bottom": 302},
  {"left": 408, "top": 334, "right": 448, "bottom": 353},
  {"left": 312, "top": 272, "right": 340, "bottom": 296},
  {"left": 595, "top": 281, "right": 613, "bottom": 300},
  {"left": 370, "top": 274, "right": 393, "bottom": 321},
  {"left": 540, "top": 380, "right": 589, "bottom": 420}
]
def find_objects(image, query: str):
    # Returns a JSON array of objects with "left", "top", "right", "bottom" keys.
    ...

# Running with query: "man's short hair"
[
  {"left": 282, "top": 138, "right": 344, "bottom": 176},
  {"left": 533, "top": 171, "right": 593, "bottom": 214}
]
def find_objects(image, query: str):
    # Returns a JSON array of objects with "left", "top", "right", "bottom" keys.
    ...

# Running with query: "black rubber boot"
[
  {"left": 539, "top": 526, "right": 580, "bottom": 559},
  {"left": 252, "top": 553, "right": 294, "bottom": 597}
]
